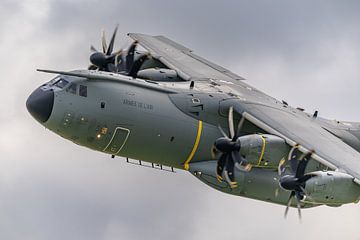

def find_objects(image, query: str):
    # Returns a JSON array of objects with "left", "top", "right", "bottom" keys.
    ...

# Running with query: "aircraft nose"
[{"left": 26, "top": 87, "right": 54, "bottom": 123}]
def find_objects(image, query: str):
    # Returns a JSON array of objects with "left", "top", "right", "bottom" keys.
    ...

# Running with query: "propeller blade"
[
  {"left": 296, "top": 201, "right": 302, "bottom": 221},
  {"left": 298, "top": 173, "right": 316, "bottom": 183},
  {"left": 106, "top": 24, "right": 118, "bottom": 55},
  {"left": 231, "top": 151, "right": 252, "bottom": 172},
  {"left": 232, "top": 151, "right": 252, "bottom": 172},
  {"left": 295, "top": 150, "right": 314, "bottom": 178},
  {"left": 218, "top": 125, "right": 228, "bottom": 138},
  {"left": 101, "top": 29, "right": 107, "bottom": 53},
  {"left": 88, "top": 64, "right": 98, "bottom": 70},
  {"left": 299, "top": 186, "right": 312, "bottom": 202},
  {"left": 235, "top": 162, "right": 252, "bottom": 172},
  {"left": 114, "top": 54, "right": 119, "bottom": 68},
  {"left": 234, "top": 115, "right": 245, "bottom": 141},
  {"left": 113, "top": 48, "right": 123, "bottom": 56},
  {"left": 127, "top": 54, "right": 148, "bottom": 78},
  {"left": 295, "top": 192, "right": 302, "bottom": 221},
  {"left": 275, "top": 187, "right": 280, "bottom": 197},
  {"left": 278, "top": 157, "right": 286, "bottom": 176},
  {"left": 216, "top": 153, "right": 227, "bottom": 182},
  {"left": 90, "top": 45, "right": 98, "bottom": 52},
  {"left": 224, "top": 155, "right": 237, "bottom": 188},
  {"left": 126, "top": 41, "right": 138, "bottom": 72},
  {"left": 228, "top": 106, "right": 235, "bottom": 139},
  {"left": 287, "top": 144, "right": 301, "bottom": 174},
  {"left": 284, "top": 191, "right": 295, "bottom": 219},
  {"left": 114, "top": 49, "right": 123, "bottom": 69}
]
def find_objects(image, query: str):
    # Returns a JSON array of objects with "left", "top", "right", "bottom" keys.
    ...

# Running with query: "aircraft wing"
[
  {"left": 238, "top": 103, "right": 360, "bottom": 182},
  {"left": 128, "top": 33, "right": 245, "bottom": 82},
  {"left": 129, "top": 33, "right": 360, "bottom": 182}
]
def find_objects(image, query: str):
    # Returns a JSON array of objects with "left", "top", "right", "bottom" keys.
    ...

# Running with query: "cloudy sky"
[{"left": 1, "top": 0, "right": 360, "bottom": 239}]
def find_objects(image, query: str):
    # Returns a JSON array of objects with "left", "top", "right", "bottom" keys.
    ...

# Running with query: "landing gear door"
[{"left": 103, "top": 127, "right": 130, "bottom": 154}]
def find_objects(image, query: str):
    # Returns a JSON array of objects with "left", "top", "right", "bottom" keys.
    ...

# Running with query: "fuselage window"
[
  {"left": 79, "top": 85, "right": 87, "bottom": 97},
  {"left": 66, "top": 83, "right": 77, "bottom": 94},
  {"left": 53, "top": 78, "right": 69, "bottom": 89}
]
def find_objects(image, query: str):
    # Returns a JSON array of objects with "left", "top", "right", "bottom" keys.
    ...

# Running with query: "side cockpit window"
[
  {"left": 66, "top": 83, "right": 77, "bottom": 94},
  {"left": 79, "top": 85, "right": 87, "bottom": 97},
  {"left": 53, "top": 78, "right": 69, "bottom": 89}
]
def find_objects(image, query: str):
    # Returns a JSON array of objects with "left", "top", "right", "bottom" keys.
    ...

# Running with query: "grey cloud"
[{"left": 1, "top": 0, "right": 360, "bottom": 239}]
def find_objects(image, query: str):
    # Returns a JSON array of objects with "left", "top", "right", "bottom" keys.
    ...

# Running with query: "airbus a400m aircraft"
[{"left": 27, "top": 26, "right": 360, "bottom": 219}]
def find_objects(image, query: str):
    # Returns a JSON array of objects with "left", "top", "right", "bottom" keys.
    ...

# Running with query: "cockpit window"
[
  {"left": 49, "top": 76, "right": 60, "bottom": 85},
  {"left": 53, "top": 78, "right": 69, "bottom": 89},
  {"left": 66, "top": 83, "right": 77, "bottom": 94},
  {"left": 79, "top": 85, "right": 87, "bottom": 97}
]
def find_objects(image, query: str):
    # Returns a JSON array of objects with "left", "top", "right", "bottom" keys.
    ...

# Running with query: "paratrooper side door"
[{"left": 103, "top": 127, "right": 130, "bottom": 155}]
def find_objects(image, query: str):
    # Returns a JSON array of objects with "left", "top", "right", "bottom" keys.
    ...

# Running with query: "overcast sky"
[{"left": 1, "top": 0, "right": 360, "bottom": 239}]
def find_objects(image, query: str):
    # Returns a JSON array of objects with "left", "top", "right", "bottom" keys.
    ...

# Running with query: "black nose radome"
[{"left": 26, "top": 88, "right": 54, "bottom": 123}]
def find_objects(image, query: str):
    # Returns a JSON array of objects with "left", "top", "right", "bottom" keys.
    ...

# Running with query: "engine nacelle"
[
  {"left": 137, "top": 68, "right": 181, "bottom": 82},
  {"left": 238, "top": 134, "right": 289, "bottom": 167},
  {"left": 305, "top": 171, "right": 360, "bottom": 205}
]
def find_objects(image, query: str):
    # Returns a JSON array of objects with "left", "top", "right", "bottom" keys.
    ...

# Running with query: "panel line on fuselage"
[{"left": 184, "top": 120, "right": 203, "bottom": 170}]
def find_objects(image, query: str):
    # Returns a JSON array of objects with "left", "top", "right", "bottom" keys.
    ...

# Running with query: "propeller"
[
  {"left": 88, "top": 26, "right": 149, "bottom": 76},
  {"left": 88, "top": 25, "right": 121, "bottom": 72},
  {"left": 278, "top": 145, "right": 316, "bottom": 220},
  {"left": 213, "top": 106, "right": 251, "bottom": 188}
]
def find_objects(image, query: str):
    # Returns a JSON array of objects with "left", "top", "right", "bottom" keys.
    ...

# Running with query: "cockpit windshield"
[{"left": 52, "top": 78, "right": 69, "bottom": 89}]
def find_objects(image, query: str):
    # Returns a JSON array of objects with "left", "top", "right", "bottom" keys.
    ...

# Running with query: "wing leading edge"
[{"left": 128, "top": 33, "right": 245, "bottom": 82}]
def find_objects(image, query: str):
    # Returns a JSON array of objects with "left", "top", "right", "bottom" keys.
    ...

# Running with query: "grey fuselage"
[{"left": 27, "top": 71, "right": 360, "bottom": 207}]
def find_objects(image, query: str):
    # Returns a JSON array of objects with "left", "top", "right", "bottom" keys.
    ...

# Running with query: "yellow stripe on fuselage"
[{"left": 184, "top": 120, "right": 203, "bottom": 170}]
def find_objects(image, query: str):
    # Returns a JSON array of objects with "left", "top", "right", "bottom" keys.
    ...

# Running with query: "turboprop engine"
[
  {"left": 237, "top": 134, "right": 289, "bottom": 167},
  {"left": 137, "top": 68, "right": 181, "bottom": 82},
  {"left": 212, "top": 133, "right": 290, "bottom": 187},
  {"left": 212, "top": 105, "right": 291, "bottom": 187},
  {"left": 304, "top": 171, "right": 360, "bottom": 206}
]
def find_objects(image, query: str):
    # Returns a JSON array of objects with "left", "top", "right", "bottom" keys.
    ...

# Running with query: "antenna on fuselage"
[
  {"left": 313, "top": 110, "right": 318, "bottom": 118},
  {"left": 190, "top": 81, "right": 194, "bottom": 89}
]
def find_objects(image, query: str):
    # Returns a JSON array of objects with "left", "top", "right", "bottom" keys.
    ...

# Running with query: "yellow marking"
[
  {"left": 244, "top": 164, "right": 253, "bottom": 171},
  {"left": 257, "top": 135, "right": 266, "bottom": 166},
  {"left": 101, "top": 127, "right": 108, "bottom": 134},
  {"left": 184, "top": 120, "right": 203, "bottom": 170},
  {"left": 252, "top": 165, "right": 277, "bottom": 169},
  {"left": 301, "top": 199, "right": 344, "bottom": 206},
  {"left": 278, "top": 157, "right": 286, "bottom": 170},
  {"left": 229, "top": 182, "right": 238, "bottom": 188}
]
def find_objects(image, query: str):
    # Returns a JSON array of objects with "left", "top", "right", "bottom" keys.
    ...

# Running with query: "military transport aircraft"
[{"left": 26, "top": 26, "right": 360, "bottom": 219}]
